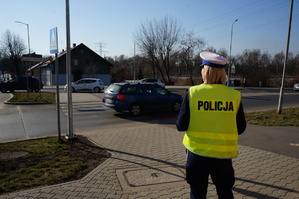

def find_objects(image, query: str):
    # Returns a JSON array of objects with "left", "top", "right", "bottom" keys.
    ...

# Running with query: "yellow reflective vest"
[{"left": 183, "top": 84, "right": 241, "bottom": 159}]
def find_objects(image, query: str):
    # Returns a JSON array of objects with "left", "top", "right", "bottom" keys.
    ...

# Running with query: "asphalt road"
[
  {"left": 0, "top": 93, "right": 66, "bottom": 141},
  {"left": 0, "top": 87, "right": 298, "bottom": 158}
]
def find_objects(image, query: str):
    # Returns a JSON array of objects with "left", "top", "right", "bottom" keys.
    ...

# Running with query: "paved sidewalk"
[{"left": 1, "top": 123, "right": 299, "bottom": 199}]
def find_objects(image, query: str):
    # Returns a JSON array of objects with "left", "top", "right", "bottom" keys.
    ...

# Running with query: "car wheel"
[
  {"left": 35, "top": 88, "right": 40, "bottom": 92},
  {"left": 129, "top": 103, "right": 141, "bottom": 116},
  {"left": 71, "top": 87, "right": 75, "bottom": 92},
  {"left": 1, "top": 88, "right": 7, "bottom": 93},
  {"left": 27, "top": 87, "right": 33, "bottom": 92},
  {"left": 94, "top": 87, "right": 101, "bottom": 93},
  {"left": 172, "top": 100, "right": 181, "bottom": 112}
]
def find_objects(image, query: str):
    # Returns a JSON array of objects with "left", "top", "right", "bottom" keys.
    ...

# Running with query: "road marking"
[
  {"left": 290, "top": 143, "right": 299, "bottom": 147},
  {"left": 17, "top": 106, "right": 29, "bottom": 139}
]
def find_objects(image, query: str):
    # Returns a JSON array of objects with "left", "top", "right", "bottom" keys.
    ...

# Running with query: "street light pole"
[
  {"left": 65, "top": 0, "right": 75, "bottom": 139},
  {"left": 228, "top": 19, "right": 238, "bottom": 86},
  {"left": 278, "top": 0, "right": 294, "bottom": 114},
  {"left": 15, "top": 21, "right": 31, "bottom": 57},
  {"left": 15, "top": 21, "right": 30, "bottom": 93}
]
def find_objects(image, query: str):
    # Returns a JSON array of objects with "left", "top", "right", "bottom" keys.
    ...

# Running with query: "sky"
[{"left": 1, "top": 0, "right": 299, "bottom": 58}]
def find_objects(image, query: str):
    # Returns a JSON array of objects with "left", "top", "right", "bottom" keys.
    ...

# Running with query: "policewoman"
[{"left": 176, "top": 51, "right": 246, "bottom": 199}]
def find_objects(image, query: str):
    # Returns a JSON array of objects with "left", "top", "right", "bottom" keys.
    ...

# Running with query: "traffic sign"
[{"left": 50, "top": 27, "right": 58, "bottom": 54}]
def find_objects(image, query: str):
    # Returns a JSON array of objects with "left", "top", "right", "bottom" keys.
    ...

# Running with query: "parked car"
[
  {"left": 139, "top": 78, "right": 165, "bottom": 87},
  {"left": 103, "top": 82, "right": 182, "bottom": 116},
  {"left": 0, "top": 76, "right": 43, "bottom": 93},
  {"left": 64, "top": 78, "right": 104, "bottom": 93},
  {"left": 294, "top": 83, "right": 299, "bottom": 91}
]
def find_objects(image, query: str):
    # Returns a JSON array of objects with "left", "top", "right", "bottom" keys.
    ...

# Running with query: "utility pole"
[
  {"left": 278, "top": 0, "right": 294, "bottom": 114},
  {"left": 228, "top": 19, "right": 238, "bottom": 86},
  {"left": 15, "top": 21, "right": 30, "bottom": 97},
  {"left": 95, "top": 42, "right": 107, "bottom": 56},
  {"left": 65, "top": 0, "right": 75, "bottom": 139},
  {"left": 133, "top": 41, "right": 136, "bottom": 80}
]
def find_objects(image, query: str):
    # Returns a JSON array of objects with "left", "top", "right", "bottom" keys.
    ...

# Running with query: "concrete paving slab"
[{"left": 1, "top": 124, "right": 298, "bottom": 199}]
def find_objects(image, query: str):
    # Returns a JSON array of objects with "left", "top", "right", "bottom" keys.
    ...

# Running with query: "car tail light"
[{"left": 117, "top": 94, "right": 125, "bottom": 101}]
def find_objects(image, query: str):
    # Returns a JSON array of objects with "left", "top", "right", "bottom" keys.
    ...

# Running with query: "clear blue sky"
[{"left": 1, "top": 0, "right": 298, "bottom": 58}]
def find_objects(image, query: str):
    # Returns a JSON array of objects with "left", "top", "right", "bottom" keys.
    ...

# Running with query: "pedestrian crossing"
[{"left": 60, "top": 101, "right": 110, "bottom": 116}]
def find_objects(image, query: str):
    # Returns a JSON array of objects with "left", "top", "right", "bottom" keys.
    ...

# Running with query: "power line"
[
  {"left": 191, "top": 1, "right": 295, "bottom": 55},
  {"left": 187, "top": 0, "right": 261, "bottom": 29},
  {"left": 238, "top": 1, "right": 289, "bottom": 20},
  {"left": 194, "top": 1, "right": 289, "bottom": 34}
]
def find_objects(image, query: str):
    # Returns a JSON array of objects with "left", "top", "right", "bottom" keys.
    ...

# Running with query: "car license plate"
[{"left": 106, "top": 99, "right": 113, "bottom": 104}]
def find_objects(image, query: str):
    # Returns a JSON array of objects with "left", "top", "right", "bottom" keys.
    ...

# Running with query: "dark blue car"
[{"left": 103, "top": 82, "right": 182, "bottom": 116}]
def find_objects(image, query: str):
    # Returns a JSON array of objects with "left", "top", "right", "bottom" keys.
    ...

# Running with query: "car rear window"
[
  {"left": 146, "top": 79, "right": 156, "bottom": 82},
  {"left": 107, "top": 84, "right": 122, "bottom": 93}
]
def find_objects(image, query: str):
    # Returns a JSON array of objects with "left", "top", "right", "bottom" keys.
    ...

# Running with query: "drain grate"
[{"left": 116, "top": 166, "right": 186, "bottom": 191}]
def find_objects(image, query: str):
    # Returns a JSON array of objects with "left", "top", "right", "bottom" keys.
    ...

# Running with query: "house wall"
[
  {"left": 50, "top": 43, "right": 112, "bottom": 85},
  {"left": 33, "top": 43, "right": 112, "bottom": 86}
]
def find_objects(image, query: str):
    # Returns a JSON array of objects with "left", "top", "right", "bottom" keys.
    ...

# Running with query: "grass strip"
[
  {"left": 0, "top": 156, "right": 84, "bottom": 193},
  {"left": 245, "top": 107, "right": 299, "bottom": 126},
  {"left": 0, "top": 137, "right": 83, "bottom": 193},
  {"left": 8, "top": 92, "right": 55, "bottom": 103}
]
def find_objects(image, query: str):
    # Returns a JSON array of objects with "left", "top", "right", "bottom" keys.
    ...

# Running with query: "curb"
[{"left": 4, "top": 101, "right": 53, "bottom": 105}]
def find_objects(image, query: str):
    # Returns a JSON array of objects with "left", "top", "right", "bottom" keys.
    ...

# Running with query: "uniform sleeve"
[
  {"left": 176, "top": 91, "right": 190, "bottom": 131},
  {"left": 236, "top": 102, "right": 246, "bottom": 135}
]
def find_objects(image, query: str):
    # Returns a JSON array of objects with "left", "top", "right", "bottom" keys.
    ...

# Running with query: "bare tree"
[
  {"left": 0, "top": 30, "right": 26, "bottom": 76},
  {"left": 204, "top": 46, "right": 217, "bottom": 53},
  {"left": 271, "top": 52, "right": 284, "bottom": 75},
  {"left": 235, "top": 49, "right": 272, "bottom": 86},
  {"left": 179, "top": 32, "right": 205, "bottom": 85},
  {"left": 217, "top": 48, "right": 228, "bottom": 58},
  {"left": 0, "top": 50, "right": 4, "bottom": 79},
  {"left": 108, "top": 55, "right": 133, "bottom": 82},
  {"left": 134, "top": 16, "right": 182, "bottom": 82},
  {"left": 289, "top": 54, "right": 299, "bottom": 75}
]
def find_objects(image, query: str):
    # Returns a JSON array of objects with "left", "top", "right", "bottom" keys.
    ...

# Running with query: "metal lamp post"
[
  {"left": 15, "top": 20, "right": 30, "bottom": 92},
  {"left": 65, "top": 0, "right": 75, "bottom": 139},
  {"left": 228, "top": 19, "right": 238, "bottom": 86},
  {"left": 278, "top": 0, "right": 294, "bottom": 114},
  {"left": 15, "top": 21, "right": 30, "bottom": 56}
]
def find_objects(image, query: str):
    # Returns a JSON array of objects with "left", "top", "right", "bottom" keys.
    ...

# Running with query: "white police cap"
[{"left": 200, "top": 51, "right": 229, "bottom": 68}]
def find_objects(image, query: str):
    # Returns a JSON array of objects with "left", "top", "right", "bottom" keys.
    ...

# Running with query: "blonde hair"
[{"left": 202, "top": 65, "right": 227, "bottom": 84}]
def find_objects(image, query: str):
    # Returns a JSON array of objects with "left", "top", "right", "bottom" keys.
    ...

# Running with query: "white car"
[
  {"left": 139, "top": 78, "right": 165, "bottom": 88},
  {"left": 294, "top": 83, "right": 299, "bottom": 91},
  {"left": 64, "top": 78, "right": 104, "bottom": 93}
]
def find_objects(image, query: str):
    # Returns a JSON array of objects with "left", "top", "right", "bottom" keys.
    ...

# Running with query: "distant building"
[
  {"left": 20, "top": 53, "right": 43, "bottom": 76},
  {"left": 29, "top": 43, "right": 112, "bottom": 85}
]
